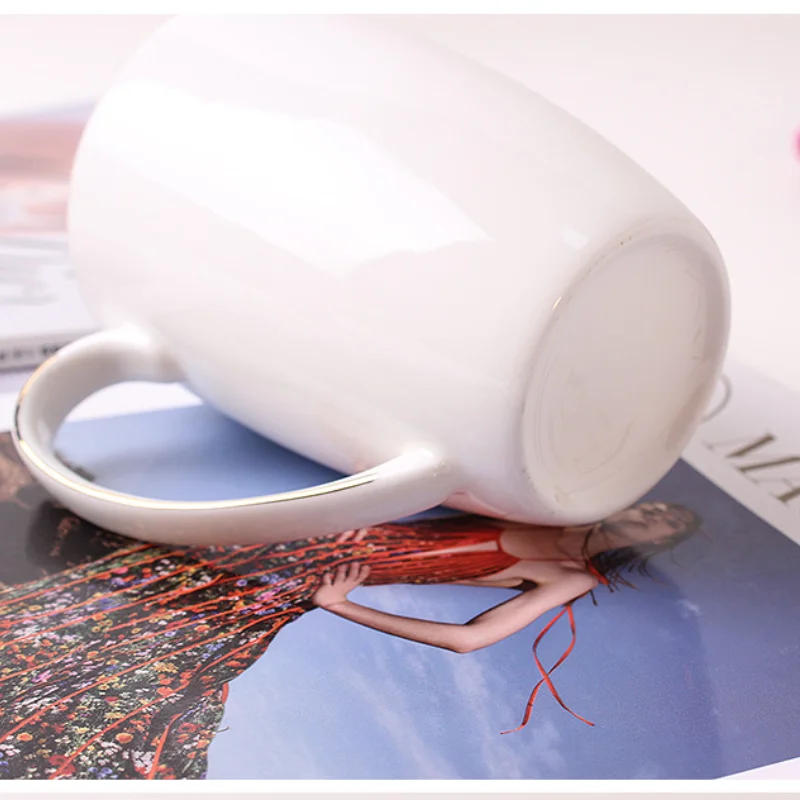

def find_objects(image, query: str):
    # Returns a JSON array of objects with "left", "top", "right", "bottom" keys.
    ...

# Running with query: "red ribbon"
[{"left": 501, "top": 601, "right": 594, "bottom": 734}]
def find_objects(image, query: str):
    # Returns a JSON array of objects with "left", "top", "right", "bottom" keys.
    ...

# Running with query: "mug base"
[{"left": 519, "top": 219, "right": 729, "bottom": 523}]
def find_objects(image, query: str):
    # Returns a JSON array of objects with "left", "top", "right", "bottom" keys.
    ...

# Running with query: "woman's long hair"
[{"left": 582, "top": 504, "right": 703, "bottom": 591}]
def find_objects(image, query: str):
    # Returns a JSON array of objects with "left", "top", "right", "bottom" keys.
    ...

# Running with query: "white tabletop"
[{"left": 0, "top": 15, "right": 798, "bottom": 782}]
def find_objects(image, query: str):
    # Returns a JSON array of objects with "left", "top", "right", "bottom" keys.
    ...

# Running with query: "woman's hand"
[
  {"left": 313, "top": 562, "right": 371, "bottom": 609},
  {"left": 336, "top": 529, "right": 369, "bottom": 544}
]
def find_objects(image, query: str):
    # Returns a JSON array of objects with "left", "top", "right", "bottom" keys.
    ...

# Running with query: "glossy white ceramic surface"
[{"left": 13, "top": 15, "right": 729, "bottom": 545}]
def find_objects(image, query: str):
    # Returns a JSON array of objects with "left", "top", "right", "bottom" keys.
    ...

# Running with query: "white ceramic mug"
[{"left": 12, "top": 15, "right": 730, "bottom": 546}]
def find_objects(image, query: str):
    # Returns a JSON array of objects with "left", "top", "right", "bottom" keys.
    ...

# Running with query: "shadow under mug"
[{"left": 12, "top": 15, "right": 729, "bottom": 546}]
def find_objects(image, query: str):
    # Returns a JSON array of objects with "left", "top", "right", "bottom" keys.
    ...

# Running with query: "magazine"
[
  {"left": 0, "top": 358, "right": 798, "bottom": 781},
  {"left": 0, "top": 105, "right": 97, "bottom": 372}
]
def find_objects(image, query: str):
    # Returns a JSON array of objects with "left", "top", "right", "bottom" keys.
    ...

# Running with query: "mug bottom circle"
[{"left": 520, "top": 222, "right": 729, "bottom": 523}]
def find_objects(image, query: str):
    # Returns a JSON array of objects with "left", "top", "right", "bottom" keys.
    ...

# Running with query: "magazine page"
[
  {"left": 0, "top": 105, "right": 97, "bottom": 371},
  {"left": 0, "top": 359, "right": 798, "bottom": 781},
  {"left": 684, "top": 359, "right": 800, "bottom": 550}
]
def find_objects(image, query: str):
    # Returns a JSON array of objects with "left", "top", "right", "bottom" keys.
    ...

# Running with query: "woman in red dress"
[{"left": 0, "top": 436, "right": 700, "bottom": 780}]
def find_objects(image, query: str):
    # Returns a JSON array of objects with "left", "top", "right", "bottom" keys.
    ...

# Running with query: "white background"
[{"left": 0, "top": 14, "right": 798, "bottom": 782}]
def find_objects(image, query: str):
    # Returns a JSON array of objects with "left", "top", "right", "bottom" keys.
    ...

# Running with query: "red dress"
[
  {"left": 349, "top": 517, "right": 520, "bottom": 584},
  {"left": 0, "top": 516, "right": 533, "bottom": 779}
]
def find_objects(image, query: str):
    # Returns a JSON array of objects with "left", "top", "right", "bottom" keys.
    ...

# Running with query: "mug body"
[{"left": 67, "top": 15, "right": 729, "bottom": 525}]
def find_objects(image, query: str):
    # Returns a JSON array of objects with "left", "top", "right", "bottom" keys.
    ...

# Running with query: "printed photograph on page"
[
  {"left": 0, "top": 361, "right": 798, "bottom": 780},
  {"left": 0, "top": 105, "right": 95, "bottom": 370}
]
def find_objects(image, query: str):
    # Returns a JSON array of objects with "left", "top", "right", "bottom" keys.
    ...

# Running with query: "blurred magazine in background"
[
  {"left": 0, "top": 104, "right": 97, "bottom": 372},
  {"left": 0, "top": 356, "right": 798, "bottom": 780}
]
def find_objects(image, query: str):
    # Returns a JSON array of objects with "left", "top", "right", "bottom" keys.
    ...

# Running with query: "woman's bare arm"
[{"left": 313, "top": 562, "right": 597, "bottom": 654}]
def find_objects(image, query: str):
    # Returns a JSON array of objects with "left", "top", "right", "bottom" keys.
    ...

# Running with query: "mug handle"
[{"left": 12, "top": 327, "right": 458, "bottom": 546}]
